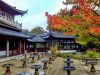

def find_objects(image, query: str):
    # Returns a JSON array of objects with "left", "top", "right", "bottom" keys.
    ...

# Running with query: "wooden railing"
[{"left": 0, "top": 15, "right": 22, "bottom": 29}]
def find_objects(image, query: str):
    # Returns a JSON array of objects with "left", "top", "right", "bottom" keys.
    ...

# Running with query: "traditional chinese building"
[
  {"left": 27, "top": 31, "right": 81, "bottom": 52},
  {"left": 0, "top": 0, "right": 31, "bottom": 57}
]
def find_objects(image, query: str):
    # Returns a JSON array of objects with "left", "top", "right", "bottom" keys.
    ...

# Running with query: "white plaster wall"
[{"left": 0, "top": 51, "right": 6, "bottom": 56}]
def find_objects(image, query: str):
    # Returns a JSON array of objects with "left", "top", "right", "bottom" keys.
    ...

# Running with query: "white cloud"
[
  {"left": 16, "top": 14, "right": 47, "bottom": 30},
  {"left": 51, "top": 1, "right": 66, "bottom": 14}
]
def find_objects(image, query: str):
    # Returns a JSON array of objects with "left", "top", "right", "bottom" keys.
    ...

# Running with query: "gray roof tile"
[
  {"left": 27, "top": 34, "right": 47, "bottom": 43},
  {"left": 0, "top": 27, "right": 32, "bottom": 38}
]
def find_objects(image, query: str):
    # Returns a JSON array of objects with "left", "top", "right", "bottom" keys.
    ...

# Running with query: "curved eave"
[
  {"left": 0, "top": 0, "right": 27, "bottom": 15},
  {"left": 12, "top": 9, "right": 28, "bottom": 15},
  {"left": 0, "top": 27, "right": 32, "bottom": 39}
]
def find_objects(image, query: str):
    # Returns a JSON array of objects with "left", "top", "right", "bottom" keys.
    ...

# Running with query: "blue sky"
[{"left": 3, "top": 0, "right": 68, "bottom": 31}]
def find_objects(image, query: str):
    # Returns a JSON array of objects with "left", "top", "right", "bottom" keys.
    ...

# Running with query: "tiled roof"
[
  {"left": 27, "top": 34, "right": 48, "bottom": 43},
  {"left": 50, "top": 31, "right": 77, "bottom": 38},
  {"left": 43, "top": 31, "right": 77, "bottom": 39},
  {"left": 0, "top": 27, "right": 32, "bottom": 38},
  {"left": 27, "top": 31, "right": 77, "bottom": 43}
]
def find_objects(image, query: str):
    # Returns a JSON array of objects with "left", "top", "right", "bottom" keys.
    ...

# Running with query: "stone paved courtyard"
[{"left": 0, "top": 54, "right": 100, "bottom": 75}]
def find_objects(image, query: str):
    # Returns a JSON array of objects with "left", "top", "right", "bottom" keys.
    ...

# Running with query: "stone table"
[{"left": 32, "top": 63, "right": 41, "bottom": 75}]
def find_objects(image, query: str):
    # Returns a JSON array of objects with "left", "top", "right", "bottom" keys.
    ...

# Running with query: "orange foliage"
[
  {"left": 46, "top": 14, "right": 68, "bottom": 30},
  {"left": 90, "top": 26, "right": 100, "bottom": 36},
  {"left": 46, "top": 0, "right": 100, "bottom": 37}
]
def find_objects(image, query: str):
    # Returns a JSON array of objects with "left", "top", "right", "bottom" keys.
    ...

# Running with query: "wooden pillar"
[
  {"left": 23, "top": 40, "right": 26, "bottom": 54},
  {"left": 66, "top": 41, "right": 67, "bottom": 49},
  {"left": 63, "top": 40, "right": 64, "bottom": 49},
  {"left": 35, "top": 43, "right": 37, "bottom": 52},
  {"left": 19, "top": 40, "right": 22, "bottom": 55},
  {"left": 6, "top": 40, "right": 9, "bottom": 57},
  {"left": 12, "top": 42, "right": 14, "bottom": 56},
  {"left": 75, "top": 43, "right": 76, "bottom": 50},
  {"left": 65, "top": 41, "right": 67, "bottom": 49},
  {"left": 26, "top": 44, "right": 28, "bottom": 52},
  {"left": 45, "top": 43, "right": 46, "bottom": 52},
  {"left": 70, "top": 40, "right": 71, "bottom": 49}
]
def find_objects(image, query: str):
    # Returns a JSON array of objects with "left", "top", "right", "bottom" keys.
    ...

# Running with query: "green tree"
[{"left": 31, "top": 26, "right": 45, "bottom": 34}]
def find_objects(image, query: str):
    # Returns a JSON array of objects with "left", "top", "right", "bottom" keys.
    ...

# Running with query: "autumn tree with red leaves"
[{"left": 46, "top": 0, "right": 100, "bottom": 50}]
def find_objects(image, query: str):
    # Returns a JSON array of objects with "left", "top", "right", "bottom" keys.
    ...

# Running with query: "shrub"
[
  {"left": 56, "top": 50, "right": 100, "bottom": 60},
  {"left": 86, "top": 50, "right": 99, "bottom": 60},
  {"left": 56, "top": 52, "right": 75, "bottom": 58},
  {"left": 50, "top": 44, "right": 58, "bottom": 55},
  {"left": 72, "top": 53, "right": 82, "bottom": 59}
]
